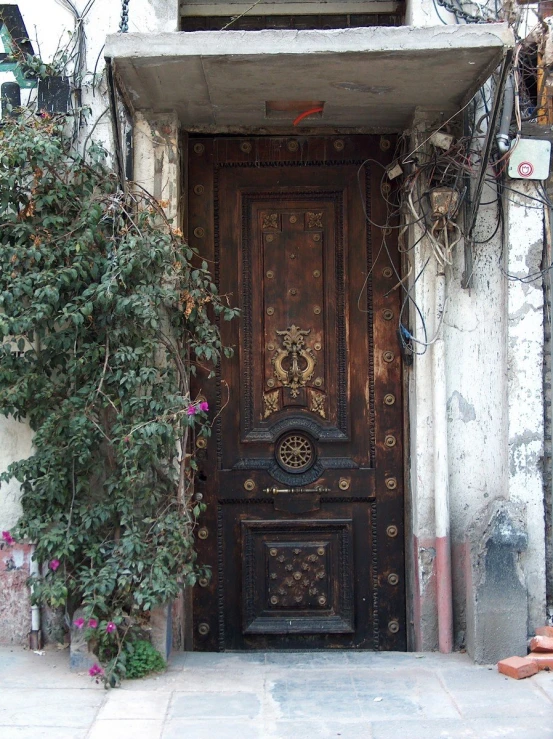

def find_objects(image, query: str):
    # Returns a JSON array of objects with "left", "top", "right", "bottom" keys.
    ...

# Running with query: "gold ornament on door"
[{"left": 272, "top": 325, "right": 316, "bottom": 398}]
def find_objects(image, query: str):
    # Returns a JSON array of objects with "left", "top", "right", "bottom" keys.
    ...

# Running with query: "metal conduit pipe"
[
  {"left": 496, "top": 74, "right": 514, "bottom": 155},
  {"left": 433, "top": 268, "right": 453, "bottom": 653}
]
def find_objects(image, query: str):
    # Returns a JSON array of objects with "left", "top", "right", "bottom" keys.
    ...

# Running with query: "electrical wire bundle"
[{"left": 355, "top": 134, "right": 464, "bottom": 357}]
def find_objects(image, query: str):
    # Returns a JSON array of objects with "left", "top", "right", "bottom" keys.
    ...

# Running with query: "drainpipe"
[
  {"left": 29, "top": 545, "right": 42, "bottom": 650},
  {"left": 433, "top": 267, "right": 453, "bottom": 652},
  {"left": 543, "top": 1, "right": 553, "bottom": 624},
  {"left": 496, "top": 74, "right": 514, "bottom": 155}
]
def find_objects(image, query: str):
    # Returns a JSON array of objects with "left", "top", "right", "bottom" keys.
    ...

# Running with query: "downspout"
[
  {"left": 29, "top": 545, "right": 42, "bottom": 650},
  {"left": 544, "top": 1, "right": 553, "bottom": 622},
  {"left": 496, "top": 73, "right": 514, "bottom": 154},
  {"left": 433, "top": 267, "right": 453, "bottom": 652}
]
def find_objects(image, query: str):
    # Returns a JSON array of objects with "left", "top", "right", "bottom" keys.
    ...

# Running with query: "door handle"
[{"left": 263, "top": 486, "right": 331, "bottom": 495}]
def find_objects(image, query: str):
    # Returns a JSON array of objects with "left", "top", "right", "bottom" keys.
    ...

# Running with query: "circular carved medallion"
[{"left": 276, "top": 432, "right": 316, "bottom": 474}]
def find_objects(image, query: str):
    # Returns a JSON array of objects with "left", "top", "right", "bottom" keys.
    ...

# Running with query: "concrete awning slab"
[{"left": 105, "top": 24, "right": 514, "bottom": 131}]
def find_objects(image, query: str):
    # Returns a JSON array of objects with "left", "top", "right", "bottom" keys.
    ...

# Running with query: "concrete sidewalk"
[{"left": 0, "top": 647, "right": 552, "bottom": 739}]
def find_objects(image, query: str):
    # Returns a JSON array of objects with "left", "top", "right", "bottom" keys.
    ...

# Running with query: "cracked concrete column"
[
  {"left": 133, "top": 111, "right": 181, "bottom": 228},
  {"left": 464, "top": 177, "right": 547, "bottom": 662},
  {"left": 406, "top": 110, "right": 548, "bottom": 658},
  {"left": 407, "top": 110, "right": 441, "bottom": 651},
  {"left": 132, "top": 109, "right": 184, "bottom": 658},
  {"left": 505, "top": 181, "right": 547, "bottom": 635}
]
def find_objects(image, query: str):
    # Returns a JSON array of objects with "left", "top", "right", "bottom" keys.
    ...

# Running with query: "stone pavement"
[{"left": 0, "top": 647, "right": 552, "bottom": 739}]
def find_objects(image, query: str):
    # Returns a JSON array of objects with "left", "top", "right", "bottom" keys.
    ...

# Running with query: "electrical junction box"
[
  {"left": 508, "top": 138, "right": 551, "bottom": 180},
  {"left": 387, "top": 161, "right": 403, "bottom": 180}
]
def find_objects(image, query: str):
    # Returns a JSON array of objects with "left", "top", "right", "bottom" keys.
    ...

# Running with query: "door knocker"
[{"left": 272, "top": 325, "right": 316, "bottom": 398}]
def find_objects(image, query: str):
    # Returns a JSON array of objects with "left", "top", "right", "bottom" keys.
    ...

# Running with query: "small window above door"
[{"left": 180, "top": 1, "right": 404, "bottom": 30}]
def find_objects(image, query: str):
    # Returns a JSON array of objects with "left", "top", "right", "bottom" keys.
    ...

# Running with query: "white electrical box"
[{"left": 508, "top": 138, "right": 551, "bottom": 180}]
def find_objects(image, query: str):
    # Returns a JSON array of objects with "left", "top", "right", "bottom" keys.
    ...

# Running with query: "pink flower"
[
  {"left": 199, "top": 401, "right": 209, "bottom": 412},
  {"left": 88, "top": 618, "right": 98, "bottom": 629},
  {"left": 89, "top": 664, "right": 103, "bottom": 677},
  {"left": 73, "top": 617, "right": 85, "bottom": 629},
  {"left": 186, "top": 405, "right": 196, "bottom": 416},
  {"left": 106, "top": 621, "right": 116, "bottom": 633},
  {"left": 2, "top": 531, "right": 14, "bottom": 546},
  {"left": 49, "top": 559, "right": 60, "bottom": 571},
  {"left": 124, "top": 436, "right": 130, "bottom": 443}
]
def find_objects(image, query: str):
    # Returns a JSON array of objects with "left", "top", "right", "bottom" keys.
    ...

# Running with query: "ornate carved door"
[{"left": 189, "top": 136, "right": 405, "bottom": 650}]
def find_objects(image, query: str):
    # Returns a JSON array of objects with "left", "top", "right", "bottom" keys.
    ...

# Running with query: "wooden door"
[{"left": 189, "top": 136, "right": 405, "bottom": 650}]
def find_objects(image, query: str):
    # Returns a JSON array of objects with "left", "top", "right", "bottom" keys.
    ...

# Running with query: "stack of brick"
[
  {"left": 527, "top": 627, "right": 553, "bottom": 671},
  {"left": 497, "top": 625, "right": 553, "bottom": 679}
]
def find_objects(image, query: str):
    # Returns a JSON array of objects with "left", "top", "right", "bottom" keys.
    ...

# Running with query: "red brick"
[
  {"left": 497, "top": 656, "right": 539, "bottom": 679},
  {"left": 535, "top": 626, "right": 553, "bottom": 638},
  {"left": 528, "top": 652, "right": 553, "bottom": 670},
  {"left": 529, "top": 635, "right": 553, "bottom": 652}
]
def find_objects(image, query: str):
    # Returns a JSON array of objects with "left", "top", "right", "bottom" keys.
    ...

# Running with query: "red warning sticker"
[{"left": 517, "top": 161, "right": 534, "bottom": 178}]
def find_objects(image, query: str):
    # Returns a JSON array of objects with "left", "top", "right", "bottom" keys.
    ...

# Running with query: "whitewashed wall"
[
  {"left": 0, "top": 0, "right": 548, "bottom": 650},
  {"left": 505, "top": 182, "right": 547, "bottom": 629},
  {"left": 0, "top": 0, "right": 180, "bottom": 541},
  {"left": 408, "top": 147, "right": 547, "bottom": 652}
]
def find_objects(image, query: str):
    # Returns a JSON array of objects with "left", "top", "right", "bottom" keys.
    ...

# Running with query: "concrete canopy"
[{"left": 105, "top": 24, "right": 514, "bottom": 131}]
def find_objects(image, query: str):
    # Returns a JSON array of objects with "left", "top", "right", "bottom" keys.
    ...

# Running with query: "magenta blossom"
[
  {"left": 186, "top": 405, "right": 196, "bottom": 416},
  {"left": 199, "top": 401, "right": 209, "bottom": 412},
  {"left": 88, "top": 618, "right": 98, "bottom": 629},
  {"left": 89, "top": 664, "right": 103, "bottom": 677},
  {"left": 106, "top": 622, "right": 116, "bottom": 634},
  {"left": 1, "top": 531, "right": 14, "bottom": 546},
  {"left": 49, "top": 559, "right": 60, "bottom": 571},
  {"left": 73, "top": 618, "right": 85, "bottom": 629}
]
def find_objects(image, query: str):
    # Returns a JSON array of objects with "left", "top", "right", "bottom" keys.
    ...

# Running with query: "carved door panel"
[{"left": 189, "top": 136, "right": 405, "bottom": 650}]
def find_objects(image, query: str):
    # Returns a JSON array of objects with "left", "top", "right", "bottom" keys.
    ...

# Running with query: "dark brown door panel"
[{"left": 189, "top": 136, "right": 405, "bottom": 651}]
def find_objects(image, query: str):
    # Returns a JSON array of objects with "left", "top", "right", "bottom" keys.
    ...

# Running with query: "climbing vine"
[{"left": 0, "top": 104, "right": 237, "bottom": 685}]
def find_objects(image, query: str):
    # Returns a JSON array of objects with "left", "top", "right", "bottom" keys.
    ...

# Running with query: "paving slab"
[
  {"left": 0, "top": 687, "right": 105, "bottom": 727},
  {"left": 165, "top": 668, "right": 265, "bottom": 693},
  {"left": 88, "top": 719, "right": 164, "bottom": 739},
  {"left": 271, "top": 719, "right": 374, "bottom": 738},
  {"left": 2, "top": 730, "right": 89, "bottom": 739},
  {"left": 162, "top": 719, "right": 262, "bottom": 739},
  {"left": 96, "top": 689, "right": 171, "bottom": 720},
  {"left": 0, "top": 646, "right": 551, "bottom": 738},
  {"left": 447, "top": 687, "right": 552, "bottom": 718},
  {"left": 371, "top": 716, "right": 553, "bottom": 739},
  {"left": 168, "top": 691, "right": 262, "bottom": 719},
  {"left": 534, "top": 670, "right": 553, "bottom": 701}
]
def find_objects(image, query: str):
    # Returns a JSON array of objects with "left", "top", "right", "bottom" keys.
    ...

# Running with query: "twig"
[
  {"left": 220, "top": 0, "right": 265, "bottom": 30},
  {"left": 94, "top": 335, "right": 109, "bottom": 403},
  {"left": 87, "top": 415, "right": 112, "bottom": 443},
  {"left": 97, "top": 389, "right": 118, "bottom": 414},
  {"left": 82, "top": 106, "right": 109, "bottom": 157}
]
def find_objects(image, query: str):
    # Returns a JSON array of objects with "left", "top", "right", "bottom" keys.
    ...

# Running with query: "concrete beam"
[{"left": 105, "top": 24, "right": 514, "bottom": 130}]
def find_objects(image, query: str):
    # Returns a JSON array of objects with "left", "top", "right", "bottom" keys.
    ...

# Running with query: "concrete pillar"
[
  {"left": 133, "top": 111, "right": 181, "bottom": 228},
  {"left": 463, "top": 175, "right": 546, "bottom": 662},
  {"left": 505, "top": 181, "right": 547, "bottom": 634},
  {"left": 405, "top": 110, "right": 547, "bottom": 658},
  {"left": 407, "top": 111, "right": 442, "bottom": 651},
  {"left": 0, "top": 420, "right": 34, "bottom": 645},
  {"left": 133, "top": 109, "right": 185, "bottom": 656}
]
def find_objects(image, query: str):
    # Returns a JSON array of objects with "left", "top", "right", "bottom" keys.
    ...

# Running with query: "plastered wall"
[
  {"left": 408, "top": 111, "right": 547, "bottom": 652},
  {"left": 0, "top": 0, "right": 180, "bottom": 645},
  {"left": 0, "top": 0, "right": 549, "bottom": 651}
]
